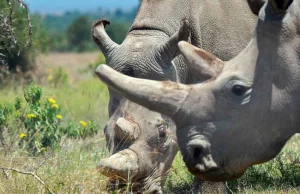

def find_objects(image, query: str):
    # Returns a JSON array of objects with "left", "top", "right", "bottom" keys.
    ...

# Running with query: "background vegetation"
[{"left": 0, "top": 0, "right": 299, "bottom": 193}]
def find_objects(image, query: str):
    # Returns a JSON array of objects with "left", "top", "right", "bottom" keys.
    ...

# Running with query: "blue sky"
[{"left": 25, "top": 0, "right": 139, "bottom": 13}]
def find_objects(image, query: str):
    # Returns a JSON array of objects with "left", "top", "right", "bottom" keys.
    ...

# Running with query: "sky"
[{"left": 25, "top": 0, "right": 139, "bottom": 13}]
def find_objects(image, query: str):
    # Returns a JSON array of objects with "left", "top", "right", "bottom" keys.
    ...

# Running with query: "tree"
[
  {"left": 66, "top": 15, "right": 93, "bottom": 52},
  {"left": 0, "top": 0, "right": 49, "bottom": 85},
  {"left": 0, "top": 0, "right": 32, "bottom": 68}
]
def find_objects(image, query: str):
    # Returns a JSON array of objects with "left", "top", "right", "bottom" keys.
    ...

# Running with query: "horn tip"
[
  {"left": 178, "top": 41, "right": 192, "bottom": 54},
  {"left": 178, "top": 41, "right": 189, "bottom": 49},
  {"left": 95, "top": 64, "right": 108, "bottom": 77}
]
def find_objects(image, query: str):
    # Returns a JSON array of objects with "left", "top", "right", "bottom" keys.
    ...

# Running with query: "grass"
[
  {"left": 0, "top": 52, "right": 299, "bottom": 193},
  {"left": 0, "top": 77, "right": 109, "bottom": 130},
  {"left": 0, "top": 137, "right": 109, "bottom": 193}
]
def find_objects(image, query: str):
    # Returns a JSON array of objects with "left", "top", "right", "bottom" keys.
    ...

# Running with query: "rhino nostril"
[{"left": 193, "top": 147, "right": 202, "bottom": 160}]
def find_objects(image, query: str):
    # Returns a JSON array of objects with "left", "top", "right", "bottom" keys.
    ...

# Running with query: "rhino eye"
[
  {"left": 158, "top": 125, "right": 167, "bottom": 139},
  {"left": 231, "top": 85, "right": 247, "bottom": 96}
]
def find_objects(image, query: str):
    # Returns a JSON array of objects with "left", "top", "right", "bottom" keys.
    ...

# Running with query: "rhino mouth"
[{"left": 188, "top": 161, "right": 245, "bottom": 182}]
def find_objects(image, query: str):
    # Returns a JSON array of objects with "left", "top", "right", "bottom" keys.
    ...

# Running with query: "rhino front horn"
[
  {"left": 95, "top": 65, "right": 189, "bottom": 118},
  {"left": 98, "top": 149, "right": 139, "bottom": 180},
  {"left": 92, "top": 19, "right": 119, "bottom": 58}
]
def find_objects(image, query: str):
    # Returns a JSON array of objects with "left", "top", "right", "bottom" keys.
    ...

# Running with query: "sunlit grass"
[{"left": 0, "top": 77, "right": 109, "bottom": 129}]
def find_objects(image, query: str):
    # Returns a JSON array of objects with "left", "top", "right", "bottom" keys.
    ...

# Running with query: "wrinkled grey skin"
[
  {"left": 95, "top": 0, "right": 300, "bottom": 182},
  {"left": 93, "top": 0, "right": 264, "bottom": 192}
]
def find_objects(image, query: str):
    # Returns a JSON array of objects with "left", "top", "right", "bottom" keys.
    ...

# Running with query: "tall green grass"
[{"left": 0, "top": 77, "right": 109, "bottom": 129}]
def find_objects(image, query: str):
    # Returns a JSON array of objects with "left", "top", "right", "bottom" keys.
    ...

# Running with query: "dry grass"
[
  {"left": 36, "top": 52, "right": 100, "bottom": 83},
  {"left": 0, "top": 136, "right": 109, "bottom": 194}
]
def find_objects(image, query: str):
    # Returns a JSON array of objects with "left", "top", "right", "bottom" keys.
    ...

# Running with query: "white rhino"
[{"left": 95, "top": 0, "right": 300, "bottom": 182}]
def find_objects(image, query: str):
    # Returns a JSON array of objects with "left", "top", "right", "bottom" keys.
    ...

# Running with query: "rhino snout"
[{"left": 183, "top": 139, "right": 218, "bottom": 175}]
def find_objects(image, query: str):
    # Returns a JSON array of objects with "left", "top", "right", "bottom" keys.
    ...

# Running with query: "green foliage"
[
  {"left": 228, "top": 150, "right": 300, "bottom": 192},
  {"left": 105, "top": 21, "right": 131, "bottom": 44},
  {"left": 164, "top": 153, "right": 194, "bottom": 193},
  {"left": 42, "top": 8, "right": 136, "bottom": 52},
  {"left": 67, "top": 15, "right": 95, "bottom": 52},
  {"left": 62, "top": 120, "right": 98, "bottom": 139},
  {"left": 0, "top": 83, "right": 100, "bottom": 155},
  {"left": 0, "top": 0, "right": 50, "bottom": 84}
]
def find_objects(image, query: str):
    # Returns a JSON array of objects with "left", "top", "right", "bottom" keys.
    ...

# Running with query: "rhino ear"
[
  {"left": 268, "top": 0, "right": 293, "bottom": 12},
  {"left": 247, "top": 0, "right": 266, "bottom": 15},
  {"left": 158, "top": 19, "right": 190, "bottom": 68},
  {"left": 178, "top": 41, "right": 224, "bottom": 82},
  {"left": 92, "top": 19, "right": 120, "bottom": 58}
]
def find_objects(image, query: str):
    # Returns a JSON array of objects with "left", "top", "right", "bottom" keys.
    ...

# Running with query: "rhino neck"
[
  {"left": 190, "top": 0, "right": 257, "bottom": 61},
  {"left": 130, "top": 0, "right": 191, "bottom": 37}
]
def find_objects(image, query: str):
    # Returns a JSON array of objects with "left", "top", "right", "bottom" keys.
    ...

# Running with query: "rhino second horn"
[
  {"left": 115, "top": 118, "right": 140, "bottom": 141},
  {"left": 92, "top": 19, "right": 119, "bottom": 58},
  {"left": 98, "top": 149, "right": 139, "bottom": 180},
  {"left": 178, "top": 41, "right": 224, "bottom": 81}
]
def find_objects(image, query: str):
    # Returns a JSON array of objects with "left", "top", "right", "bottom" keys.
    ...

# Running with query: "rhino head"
[
  {"left": 95, "top": 0, "right": 300, "bottom": 182},
  {"left": 92, "top": 6, "right": 190, "bottom": 192}
]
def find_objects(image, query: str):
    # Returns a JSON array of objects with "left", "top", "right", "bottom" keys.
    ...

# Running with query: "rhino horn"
[
  {"left": 95, "top": 65, "right": 189, "bottom": 118},
  {"left": 98, "top": 149, "right": 139, "bottom": 180},
  {"left": 158, "top": 19, "right": 190, "bottom": 67},
  {"left": 92, "top": 19, "right": 119, "bottom": 58},
  {"left": 178, "top": 41, "right": 224, "bottom": 81},
  {"left": 115, "top": 118, "right": 140, "bottom": 141}
]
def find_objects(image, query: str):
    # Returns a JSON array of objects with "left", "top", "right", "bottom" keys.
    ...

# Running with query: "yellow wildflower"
[
  {"left": 56, "top": 115, "right": 62, "bottom": 120},
  {"left": 80, "top": 121, "right": 88, "bottom": 127},
  {"left": 48, "top": 98, "right": 56, "bottom": 104},
  {"left": 19, "top": 133, "right": 27, "bottom": 139},
  {"left": 41, "top": 147, "right": 46, "bottom": 152},
  {"left": 48, "top": 75, "right": 53, "bottom": 81},
  {"left": 27, "top": 113, "right": 35, "bottom": 119},
  {"left": 52, "top": 104, "right": 59, "bottom": 109},
  {"left": 47, "top": 69, "right": 53, "bottom": 73}
]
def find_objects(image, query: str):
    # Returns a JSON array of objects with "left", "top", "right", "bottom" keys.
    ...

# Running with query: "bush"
[
  {"left": 66, "top": 15, "right": 96, "bottom": 52},
  {"left": 0, "top": 83, "right": 100, "bottom": 155},
  {"left": 0, "top": 1, "right": 50, "bottom": 85}
]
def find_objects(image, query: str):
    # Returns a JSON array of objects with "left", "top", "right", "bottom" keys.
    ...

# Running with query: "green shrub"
[{"left": 0, "top": 83, "right": 100, "bottom": 155}]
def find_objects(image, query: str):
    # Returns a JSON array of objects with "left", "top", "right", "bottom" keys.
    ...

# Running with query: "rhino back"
[{"left": 191, "top": 0, "right": 257, "bottom": 61}]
